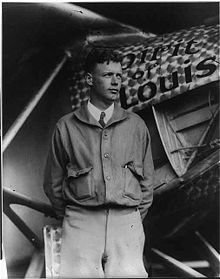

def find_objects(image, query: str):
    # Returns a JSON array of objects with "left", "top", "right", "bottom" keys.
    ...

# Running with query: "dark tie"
[{"left": 99, "top": 111, "right": 106, "bottom": 127}]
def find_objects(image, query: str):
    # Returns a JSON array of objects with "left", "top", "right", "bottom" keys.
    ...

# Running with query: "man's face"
[{"left": 87, "top": 61, "right": 122, "bottom": 107}]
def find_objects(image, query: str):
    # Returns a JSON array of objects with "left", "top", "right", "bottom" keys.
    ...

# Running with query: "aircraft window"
[{"left": 136, "top": 107, "right": 168, "bottom": 169}]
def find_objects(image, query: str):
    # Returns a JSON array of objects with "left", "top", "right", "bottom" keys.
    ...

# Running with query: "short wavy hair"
[{"left": 84, "top": 47, "right": 122, "bottom": 73}]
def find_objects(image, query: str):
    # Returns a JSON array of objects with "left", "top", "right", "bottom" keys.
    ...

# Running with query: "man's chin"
[{"left": 110, "top": 93, "right": 119, "bottom": 100}]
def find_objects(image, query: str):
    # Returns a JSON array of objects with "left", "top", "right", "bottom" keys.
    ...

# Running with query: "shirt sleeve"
[
  {"left": 43, "top": 124, "right": 68, "bottom": 218},
  {"left": 138, "top": 126, "right": 154, "bottom": 221}
]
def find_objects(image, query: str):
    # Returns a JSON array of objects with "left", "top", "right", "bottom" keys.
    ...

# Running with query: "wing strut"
[
  {"left": 3, "top": 51, "right": 70, "bottom": 152},
  {"left": 152, "top": 248, "right": 206, "bottom": 277},
  {"left": 194, "top": 231, "right": 220, "bottom": 277}
]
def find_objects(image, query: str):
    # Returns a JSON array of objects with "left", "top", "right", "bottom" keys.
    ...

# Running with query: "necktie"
[{"left": 99, "top": 111, "right": 106, "bottom": 127}]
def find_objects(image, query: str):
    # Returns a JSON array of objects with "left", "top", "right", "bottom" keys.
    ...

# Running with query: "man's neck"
[{"left": 89, "top": 98, "right": 114, "bottom": 111}]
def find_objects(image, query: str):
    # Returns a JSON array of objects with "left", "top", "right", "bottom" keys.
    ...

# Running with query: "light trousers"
[{"left": 59, "top": 205, "right": 148, "bottom": 278}]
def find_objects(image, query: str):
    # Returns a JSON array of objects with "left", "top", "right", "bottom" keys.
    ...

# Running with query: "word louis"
[{"left": 120, "top": 39, "right": 218, "bottom": 109}]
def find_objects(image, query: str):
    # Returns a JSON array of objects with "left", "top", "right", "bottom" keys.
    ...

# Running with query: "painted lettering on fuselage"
[{"left": 119, "top": 37, "right": 218, "bottom": 109}]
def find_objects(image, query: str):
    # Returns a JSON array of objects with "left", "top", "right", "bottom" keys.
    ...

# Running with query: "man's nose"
[{"left": 111, "top": 75, "right": 118, "bottom": 85}]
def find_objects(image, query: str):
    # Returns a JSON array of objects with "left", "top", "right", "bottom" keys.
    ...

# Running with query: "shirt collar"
[
  {"left": 87, "top": 101, "right": 114, "bottom": 124},
  {"left": 73, "top": 101, "right": 128, "bottom": 128}
]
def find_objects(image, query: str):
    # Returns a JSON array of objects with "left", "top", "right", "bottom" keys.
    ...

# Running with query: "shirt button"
[
  {"left": 104, "top": 153, "right": 110, "bottom": 158},
  {"left": 106, "top": 176, "right": 111, "bottom": 180}
]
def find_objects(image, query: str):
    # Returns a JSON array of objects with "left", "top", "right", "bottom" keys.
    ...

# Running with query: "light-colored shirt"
[{"left": 87, "top": 101, "right": 114, "bottom": 124}]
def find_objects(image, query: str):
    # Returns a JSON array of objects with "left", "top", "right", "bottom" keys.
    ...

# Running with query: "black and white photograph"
[{"left": 1, "top": 1, "right": 219, "bottom": 278}]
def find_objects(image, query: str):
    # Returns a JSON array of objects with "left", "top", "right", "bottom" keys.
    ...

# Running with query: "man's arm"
[
  {"left": 138, "top": 126, "right": 154, "bottom": 221},
  {"left": 43, "top": 124, "right": 68, "bottom": 219}
]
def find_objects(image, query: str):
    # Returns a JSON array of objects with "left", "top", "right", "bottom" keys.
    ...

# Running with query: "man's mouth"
[{"left": 109, "top": 89, "right": 118, "bottom": 94}]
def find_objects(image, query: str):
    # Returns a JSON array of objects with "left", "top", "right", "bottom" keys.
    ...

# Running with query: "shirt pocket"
[
  {"left": 65, "top": 165, "right": 95, "bottom": 200},
  {"left": 122, "top": 161, "right": 143, "bottom": 200}
]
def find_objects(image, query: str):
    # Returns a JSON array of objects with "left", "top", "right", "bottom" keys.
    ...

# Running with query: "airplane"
[{"left": 2, "top": 2, "right": 219, "bottom": 278}]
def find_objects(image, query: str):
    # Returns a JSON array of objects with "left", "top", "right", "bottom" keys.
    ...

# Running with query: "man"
[{"left": 43, "top": 48, "right": 154, "bottom": 278}]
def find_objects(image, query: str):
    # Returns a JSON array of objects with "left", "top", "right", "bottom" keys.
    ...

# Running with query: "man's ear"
[{"left": 85, "top": 73, "right": 93, "bottom": 86}]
